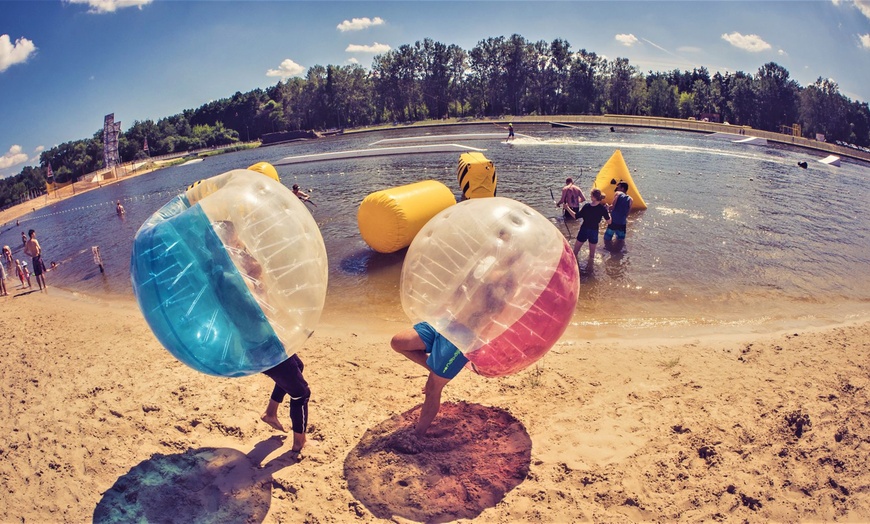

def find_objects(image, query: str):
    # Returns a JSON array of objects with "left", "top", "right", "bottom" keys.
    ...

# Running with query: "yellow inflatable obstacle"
[
  {"left": 358, "top": 180, "right": 456, "bottom": 253},
  {"left": 457, "top": 152, "right": 497, "bottom": 199},
  {"left": 592, "top": 150, "right": 647, "bottom": 210},
  {"left": 187, "top": 162, "right": 280, "bottom": 192}
]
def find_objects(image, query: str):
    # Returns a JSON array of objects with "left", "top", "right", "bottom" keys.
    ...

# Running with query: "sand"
[{"left": 1, "top": 284, "right": 868, "bottom": 523}]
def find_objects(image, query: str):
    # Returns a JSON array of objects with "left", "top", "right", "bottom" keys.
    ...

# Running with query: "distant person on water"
[
  {"left": 24, "top": 229, "right": 47, "bottom": 290},
  {"left": 21, "top": 232, "right": 27, "bottom": 247},
  {"left": 2, "top": 245, "right": 11, "bottom": 264},
  {"left": 604, "top": 181, "right": 633, "bottom": 253},
  {"left": 556, "top": 177, "right": 586, "bottom": 219},
  {"left": 292, "top": 184, "right": 314, "bottom": 206},
  {"left": 507, "top": 123, "right": 515, "bottom": 141},
  {"left": 116, "top": 200, "right": 125, "bottom": 216},
  {"left": 573, "top": 189, "right": 611, "bottom": 269}
]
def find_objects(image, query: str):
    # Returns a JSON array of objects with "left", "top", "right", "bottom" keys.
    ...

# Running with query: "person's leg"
[
  {"left": 391, "top": 327, "right": 431, "bottom": 370},
  {"left": 572, "top": 239, "right": 586, "bottom": 260},
  {"left": 262, "top": 354, "right": 310, "bottom": 451},
  {"left": 587, "top": 230, "right": 599, "bottom": 265},
  {"left": 261, "top": 384, "right": 287, "bottom": 432}
]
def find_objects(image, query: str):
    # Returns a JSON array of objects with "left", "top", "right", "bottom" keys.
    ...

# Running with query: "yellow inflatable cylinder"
[
  {"left": 358, "top": 180, "right": 456, "bottom": 253},
  {"left": 457, "top": 152, "right": 497, "bottom": 199}
]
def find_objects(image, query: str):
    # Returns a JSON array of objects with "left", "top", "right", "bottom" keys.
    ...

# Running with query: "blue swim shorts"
[
  {"left": 604, "top": 224, "right": 627, "bottom": 241},
  {"left": 413, "top": 322, "right": 468, "bottom": 380},
  {"left": 576, "top": 228, "right": 600, "bottom": 244}
]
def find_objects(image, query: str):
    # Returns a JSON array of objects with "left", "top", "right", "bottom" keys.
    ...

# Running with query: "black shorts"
[{"left": 32, "top": 255, "right": 45, "bottom": 276}]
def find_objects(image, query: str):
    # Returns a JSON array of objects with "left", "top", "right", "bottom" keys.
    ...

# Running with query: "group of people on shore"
[
  {"left": 1, "top": 229, "right": 49, "bottom": 295},
  {"left": 555, "top": 176, "right": 633, "bottom": 269}
]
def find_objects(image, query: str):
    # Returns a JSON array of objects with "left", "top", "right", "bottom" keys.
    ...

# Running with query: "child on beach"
[
  {"left": 573, "top": 188, "right": 611, "bottom": 269},
  {"left": 15, "top": 260, "right": 31, "bottom": 288}
]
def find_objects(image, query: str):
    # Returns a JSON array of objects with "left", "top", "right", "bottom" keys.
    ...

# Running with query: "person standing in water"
[
  {"left": 604, "top": 181, "right": 633, "bottom": 252},
  {"left": 573, "top": 189, "right": 611, "bottom": 269},
  {"left": 556, "top": 177, "right": 586, "bottom": 219}
]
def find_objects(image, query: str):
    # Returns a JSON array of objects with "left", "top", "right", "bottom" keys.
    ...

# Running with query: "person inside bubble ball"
[
  {"left": 211, "top": 221, "right": 310, "bottom": 455},
  {"left": 392, "top": 251, "right": 521, "bottom": 437}
]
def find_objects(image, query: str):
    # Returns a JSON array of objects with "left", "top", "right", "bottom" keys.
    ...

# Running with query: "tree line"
[{"left": 2, "top": 33, "right": 868, "bottom": 209}]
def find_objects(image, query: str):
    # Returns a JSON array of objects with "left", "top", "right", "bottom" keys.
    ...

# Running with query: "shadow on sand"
[
  {"left": 93, "top": 436, "right": 299, "bottom": 523},
  {"left": 344, "top": 401, "right": 532, "bottom": 523}
]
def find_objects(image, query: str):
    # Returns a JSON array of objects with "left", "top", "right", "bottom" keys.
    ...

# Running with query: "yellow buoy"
[
  {"left": 457, "top": 152, "right": 497, "bottom": 199},
  {"left": 247, "top": 161, "right": 280, "bottom": 183},
  {"left": 358, "top": 180, "right": 456, "bottom": 253},
  {"left": 592, "top": 150, "right": 647, "bottom": 210}
]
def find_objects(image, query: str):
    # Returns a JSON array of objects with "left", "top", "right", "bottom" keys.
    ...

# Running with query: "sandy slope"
[{"left": 1, "top": 287, "right": 868, "bottom": 523}]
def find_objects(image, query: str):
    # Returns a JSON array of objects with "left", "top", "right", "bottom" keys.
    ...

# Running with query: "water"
[{"left": 4, "top": 124, "right": 869, "bottom": 337}]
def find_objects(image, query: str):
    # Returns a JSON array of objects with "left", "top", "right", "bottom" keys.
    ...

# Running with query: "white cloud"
[
  {"left": 778, "top": 49, "right": 788, "bottom": 56},
  {"left": 853, "top": 0, "right": 870, "bottom": 20},
  {"left": 66, "top": 0, "right": 152, "bottom": 14},
  {"left": 0, "top": 34, "right": 37, "bottom": 73},
  {"left": 266, "top": 58, "right": 305, "bottom": 79},
  {"left": 346, "top": 42, "right": 391, "bottom": 54},
  {"left": 337, "top": 16, "right": 385, "bottom": 32},
  {"left": 347, "top": 57, "right": 359, "bottom": 64},
  {"left": 721, "top": 32, "right": 772, "bottom": 52},
  {"left": 0, "top": 145, "right": 28, "bottom": 171},
  {"left": 615, "top": 34, "right": 638, "bottom": 47},
  {"left": 860, "top": 33, "right": 870, "bottom": 48}
]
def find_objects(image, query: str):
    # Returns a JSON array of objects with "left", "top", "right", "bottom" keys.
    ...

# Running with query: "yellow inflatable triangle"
[{"left": 591, "top": 150, "right": 647, "bottom": 210}]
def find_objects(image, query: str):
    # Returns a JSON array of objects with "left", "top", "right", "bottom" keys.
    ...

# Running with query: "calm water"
[{"left": 4, "top": 124, "right": 869, "bottom": 337}]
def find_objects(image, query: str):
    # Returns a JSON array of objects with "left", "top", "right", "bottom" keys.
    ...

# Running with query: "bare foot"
[
  {"left": 260, "top": 412, "right": 286, "bottom": 432},
  {"left": 292, "top": 431, "right": 306, "bottom": 452}
]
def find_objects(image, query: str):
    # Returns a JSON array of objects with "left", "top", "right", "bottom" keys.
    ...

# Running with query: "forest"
[{"left": 2, "top": 33, "right": 868, "bottom": 208}]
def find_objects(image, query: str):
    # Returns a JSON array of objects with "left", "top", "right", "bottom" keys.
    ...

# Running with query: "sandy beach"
[{"left": 1, "top": 284, "right": 868, "bottom": 522}]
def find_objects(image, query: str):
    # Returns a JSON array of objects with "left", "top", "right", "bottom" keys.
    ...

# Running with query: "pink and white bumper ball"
[{"left": 400, "top": 197, "right": 580, "bottom": 377}]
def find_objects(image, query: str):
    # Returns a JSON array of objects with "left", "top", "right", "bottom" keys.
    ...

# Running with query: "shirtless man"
[
  {"left": 23, "top": 229, "right": 46, "bottom": 290},
  {"left": 556, "top": 177, "right": 586, "bottom": 219}
]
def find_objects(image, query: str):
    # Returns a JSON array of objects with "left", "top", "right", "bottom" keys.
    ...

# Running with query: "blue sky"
[{"left": 2, "top": 0, "right": 869, "bottom": 178}]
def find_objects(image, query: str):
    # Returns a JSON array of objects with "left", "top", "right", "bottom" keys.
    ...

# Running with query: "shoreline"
[{"left": 2, "top": 286, "right": 868, "bottom": 522}]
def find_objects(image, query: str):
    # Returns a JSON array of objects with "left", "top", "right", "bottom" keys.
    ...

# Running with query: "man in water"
[
  {"left": 556, "top": 177, "right": 586, "bottom": 219},
  {"left": 391, "top": 323, "right": 468, "bottom": 437},
  {"left": 292, "top": 184, "right": 315, "bottom": 206},
  {"left": 23, "top": 229, "right": 47, "bottom": 290},
  {"left": 604, "top": 181, "right": 632, "bottom": 252}
]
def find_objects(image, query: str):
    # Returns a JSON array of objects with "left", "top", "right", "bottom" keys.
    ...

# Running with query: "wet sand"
[{"left": 1, "top": 287, "right": 868, "bottom": 522}]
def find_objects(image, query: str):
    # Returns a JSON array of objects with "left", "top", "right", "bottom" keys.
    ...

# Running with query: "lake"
[{"left": 4, "top": 123, "right": 869, "bottom": 338}]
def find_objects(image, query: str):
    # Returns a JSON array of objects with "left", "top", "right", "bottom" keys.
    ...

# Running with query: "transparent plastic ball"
[
  {"left": 401, "top": 197, "right": 579, "bottom": 377},
  {"left": 131, "top": 168, "right": 328, "bottom": 377}
]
